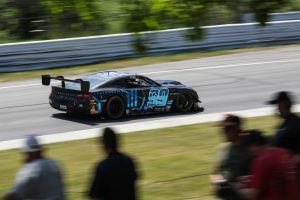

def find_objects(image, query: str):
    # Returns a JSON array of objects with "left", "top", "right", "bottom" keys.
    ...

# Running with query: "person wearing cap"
[
  {"left": 1, "top": 135, "right": 65, "bottom": 200},
  {"left": 267, "top": 91, "right": 300, "bottom": 155},
  {"left": 87, "top": 127, "right": 138, "bottom": 200},
  {"left": 237, "top": 130, "right": 300, "bottom": 200},
  {"left": 210, "top": 115, "right": 251, "bottom": 200}
]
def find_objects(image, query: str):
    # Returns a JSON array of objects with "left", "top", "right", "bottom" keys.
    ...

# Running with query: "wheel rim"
[
  {"left": 175, "top": 93, "right": 193, "bottom": 112},
  {"left": 178, "top": 95, "right": 189, "bottom": 109}
]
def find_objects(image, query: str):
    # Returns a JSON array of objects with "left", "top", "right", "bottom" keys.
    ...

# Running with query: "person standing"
[
  {"left": 1, "top": 134, "right": 66, "bottom": 200},
  {"left": 88, "top": 127, "right": 138, "bottom": 200},
  {"left": 237, "top": 130, "right": 300, "bottom": 200},
  {"left": 266, "top": 91, "right": 300, "bottom": 155},
  {"left": 267, "top": 91, "right": 300, "bottom": 188},
  {"left": 210, "top": 115, "right": 251, "bottom": 200}
]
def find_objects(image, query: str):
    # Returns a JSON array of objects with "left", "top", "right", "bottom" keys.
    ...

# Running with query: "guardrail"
[{"left": 1, "top": 19, "right": 300, "bottom": 72}]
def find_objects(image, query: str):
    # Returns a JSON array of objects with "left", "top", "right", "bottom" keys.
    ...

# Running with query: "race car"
[{"left": 42, "top": 71, "right": 204, "bottom": 119}]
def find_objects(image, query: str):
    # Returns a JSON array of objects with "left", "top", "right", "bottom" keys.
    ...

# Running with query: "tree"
[
  {"left": 42, "top": 0, "right": 106, "bottom": 37},
  {"left": 248, "top": 0, "right": 291, "bottom": 25},
  {"left": 123, "top": 0, "right": 292, "bottom": 53},
  {"left": 122, "top": 0, "right": 210, "bottom": 53},
  {"left": 0, "top": 0, "right": 47, "bottom": 39},
  {"left": 216, "top": 0, "right": 291, "bottom": 25},
  {"left": 0, "top": 0, "right": 107, "bottom": 40}
]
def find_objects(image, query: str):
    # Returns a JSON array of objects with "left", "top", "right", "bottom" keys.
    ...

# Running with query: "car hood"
[{"left": 155, "top": 80, "right": 185, "bottom": 87}]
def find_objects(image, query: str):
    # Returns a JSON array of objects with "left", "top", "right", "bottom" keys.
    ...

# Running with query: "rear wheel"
[
  {"left": 105, "top": 96, "right": 125, "bottom": 119},
  {"left": 174, "top": 93, "right": 193, "bottom": 112}
]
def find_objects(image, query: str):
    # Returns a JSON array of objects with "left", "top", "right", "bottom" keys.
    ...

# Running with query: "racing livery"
[{"left": 42, "top": 71, "right": 204, "bottom": 119}]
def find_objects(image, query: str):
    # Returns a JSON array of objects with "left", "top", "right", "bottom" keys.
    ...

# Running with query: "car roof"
[
  {"left": 87, "top": 71, "right": 134, "bottom": 80},
  {"left": 84, "top": 71, "right": 140, "bottom": 89}
]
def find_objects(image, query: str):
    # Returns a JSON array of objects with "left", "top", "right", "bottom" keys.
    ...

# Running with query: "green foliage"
[
  {"left": 0, "top": 0, "right": 47, "bottom": 39},
  {"left": 0, "top": 0, "right": 107, "bottom": 40},
  {"left": 280, "top": 0, "right": 300, "bottom": 11},
  {"left": 0, "top": 0, "right": 296, "bottom": 49},
  {"left": 122, "top": 0, "right": 210, "bottom": 53},
  {"left": 122, "top": 0, "right": 292, "bottom": 53},
  {"left": 216, "top": 0, "right": 291, "bottom": 25},
  {"left": 249, "top": 0, "right": 291, "bottom": 25},
  {"left": 42, "top": 0, "right": 106, "bottom": 37}
]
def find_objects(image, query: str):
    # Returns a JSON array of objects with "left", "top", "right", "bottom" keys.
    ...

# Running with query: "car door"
[
  {"left": 137, "top": 76, "right": 170, "bottom": 113},
  {"left": 124, "top": 76, "right": 149, "bottom": 114}
]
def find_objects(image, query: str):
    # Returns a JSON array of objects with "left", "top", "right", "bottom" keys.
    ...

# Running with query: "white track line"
[
  {"left": 1, "top": 105, "right": 300, "bottom": 151},
  {"left": 141, "top": 59, "right": 300, "bottom": 75},
  {"left": 0, "top": 81, "right": 58, "bottom": 90},
  {"left": 0, "top": 83, "right": 41, "bottom": 89},
  {"left": 1, "top": 58, "right": 300, "bottom": 90}
]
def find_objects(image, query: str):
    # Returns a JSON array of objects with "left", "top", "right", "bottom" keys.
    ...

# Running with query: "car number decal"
[{"left": 147, "top": 88, "right": 169, "bottom": 107}]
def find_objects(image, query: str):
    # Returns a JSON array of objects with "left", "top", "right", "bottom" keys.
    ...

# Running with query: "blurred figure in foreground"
[
  {"left": 267, "top": 91, "right": 300, "bottom": 156},
  {"left": 1, "top": 135, "right": 65, "bottom": 200},
  {"left": 267, "top": 91, "right": 300, "bottom": 186},
  {"left": 87, "top": 127, "right": 138, "bottom": 200},
  {"left": 210, "top": 115, "right": 251, "bottom": 200},
  {"left": 237, "top": 130, "right": 300, "bottom": 200}
]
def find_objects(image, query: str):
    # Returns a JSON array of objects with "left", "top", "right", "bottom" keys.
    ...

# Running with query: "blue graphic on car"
[{"left": 147, "top": 88, "right": 169, "bottom": 107}]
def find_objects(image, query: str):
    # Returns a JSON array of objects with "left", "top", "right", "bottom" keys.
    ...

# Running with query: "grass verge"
[
  {"left": 0, "top": 114, "right": 279, "bottom": 200},
  {"left": 0, "top": 43, "right": 299, "bottom": 83}
]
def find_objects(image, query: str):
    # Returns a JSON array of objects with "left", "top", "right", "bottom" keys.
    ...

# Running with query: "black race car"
[{"left": 42, "top": 71, "right": 204, "bottom": 119}]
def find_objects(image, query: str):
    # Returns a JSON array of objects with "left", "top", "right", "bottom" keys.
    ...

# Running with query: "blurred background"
[{"left": 1, "top": 0, "right": 300, "bottom": 43}]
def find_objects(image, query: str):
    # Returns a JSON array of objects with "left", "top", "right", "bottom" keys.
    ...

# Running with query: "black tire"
[
  {"left": 105, "top": 95, "right": 125, "bottom": 119},
  {"left": 174, "top": 93, "right": 193, "bottom": 112}
]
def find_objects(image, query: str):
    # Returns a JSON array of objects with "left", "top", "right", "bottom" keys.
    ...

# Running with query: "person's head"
[
  {"left": 218, "top": 114, "right": 242, "bottom": 143},
  {"left": 101, "top": 127, "right": 118, "bottom": 154},
  {"left": 21, "top": 134, "right": 43, "bottom": 163},
  {"left": 267, "top": 91, "right": 294, "bottom": 118},
  {"left": 243, "top": 130, "right": 267, "bottom": 157}
]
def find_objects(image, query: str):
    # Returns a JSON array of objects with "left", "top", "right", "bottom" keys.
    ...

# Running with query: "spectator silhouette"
[
  {"left": 210, "top": 114, "right": 251, "bottom": 200},
  {"left": 87, "top": 127, "right": 138, "bottom": 200},
  {"left": 1, "top": 134, "right": 66, "bottom": 200},
  {"left": 237, "top": 130, "right": 300, "bottom": 200},
  {"left": 267, "top": 91, "right": 300, "bottom": 189},
  {"left": 266, "top": 91, "right": 300, "bottom": 155}
]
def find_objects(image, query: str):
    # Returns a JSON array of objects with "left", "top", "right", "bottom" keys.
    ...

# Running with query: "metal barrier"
[{"left": 1, "top": 19, "right": 300, "bottom": 72}]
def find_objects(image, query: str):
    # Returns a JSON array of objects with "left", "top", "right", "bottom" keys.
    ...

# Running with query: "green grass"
[
  {"left": 0, "top": 115, "right": 279, "bottom": 200},
  {"left": 1, "top": 43, "right": 299, "bottom": 83}
]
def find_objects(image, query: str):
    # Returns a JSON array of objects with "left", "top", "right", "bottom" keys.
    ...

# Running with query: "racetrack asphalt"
[{"left": 1, "top": 45, "right": 300, "bottom": 141}]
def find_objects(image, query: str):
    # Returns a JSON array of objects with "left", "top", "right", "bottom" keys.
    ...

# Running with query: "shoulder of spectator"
[
  {"left": 216, "top": 142, "right": 231, "bottom": 156},
  {"left": 17, "top": 162, "right": 41, "bottom": 179}
]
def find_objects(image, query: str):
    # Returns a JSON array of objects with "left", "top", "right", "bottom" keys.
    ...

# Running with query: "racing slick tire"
[
  {"left": 174, "top": 93, "right": 193, "bottom": 112},
  {"left": 105, "top": 95, "right": 125, "bottom": 119}
]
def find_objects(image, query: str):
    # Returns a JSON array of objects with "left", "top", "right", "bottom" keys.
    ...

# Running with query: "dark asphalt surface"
[{"left": 1, "top": 46, "right": 300, "bottom": 141}]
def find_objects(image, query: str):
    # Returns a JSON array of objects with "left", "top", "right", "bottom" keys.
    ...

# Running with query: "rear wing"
[{"left": 42, "top": 75, "right": 90, "bottom": 93}]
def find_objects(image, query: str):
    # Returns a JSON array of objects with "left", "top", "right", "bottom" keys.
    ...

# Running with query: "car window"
[
  {"left": 126, "top": 78, "right": 140, "bottom": 88},
  {"left": 124, "top": 77, "right": 160, "bottom": 88},
  {"left": 139, "top": 76, "right": 160, "bottom": 87},
  {"left": 139, "top": 78, "right": 152, "bottom": 87}
]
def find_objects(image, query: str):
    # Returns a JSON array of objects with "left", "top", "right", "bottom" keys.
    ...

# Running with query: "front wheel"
[
  {"left": 105, "top": 96, "right": 125, "bottom": 119},
  {"left": 174, "top": 93, "right": 193, "bottom": 112}
]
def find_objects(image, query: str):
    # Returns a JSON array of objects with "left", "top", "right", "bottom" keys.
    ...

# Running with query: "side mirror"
[
  {"left": 42, "top": 75, "right": 51, "bottom": 86},
  {"left": 81, "top": 81, "right": 90, "bottom": 93}
]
